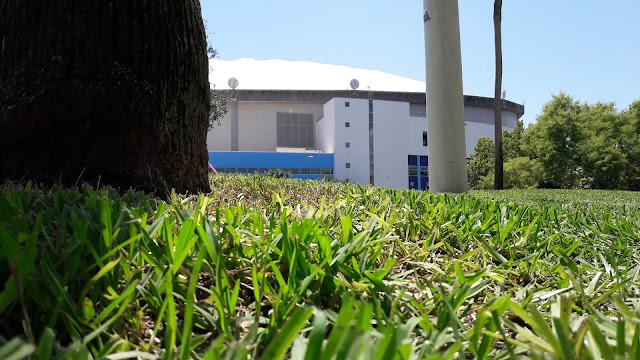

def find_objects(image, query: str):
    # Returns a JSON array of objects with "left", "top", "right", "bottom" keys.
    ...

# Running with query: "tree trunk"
[
  {"left": 0, "top": 0, "right": 211, "bottom": 195},
  {"left": 493, "top": 0, "right": 504, "bottom": 190}
]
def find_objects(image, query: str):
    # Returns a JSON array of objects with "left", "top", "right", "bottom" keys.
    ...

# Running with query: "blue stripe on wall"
[{"left": 209, "top": 152, "right": 334, "bottom": 169}]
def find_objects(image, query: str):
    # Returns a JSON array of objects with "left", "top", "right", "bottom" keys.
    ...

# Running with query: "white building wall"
[
  {"left": 236, "top": 103, "right": 276, "bottom": 151},
  {"left": 333, "top": 101, "right": 518, "bottom": 189},
  {"left": 316, "top": 99, "right": 336, "bottom": 153},
  {"left": 207, "top": 104, "right": 233, "bottom": 151},
  {"left": 207, "top": 102, "right": 324, "bottom": 152},
  {"left": 206, "top": 95, "right": 520, "bottom": 190},
  {"left": 331, "top": 98, "right": 370, "bottom": 184},
  {"left": 463, "top": 107, "right": 516, "bottom": 155},
  {"left": 372, "top": 100, "right": 428, "bottom": 189},
  {"left": 238, "top": 102, "right": 324, "bottom": 151}
]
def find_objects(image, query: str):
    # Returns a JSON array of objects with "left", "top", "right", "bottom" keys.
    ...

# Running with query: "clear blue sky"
[{"left": 202, "top": 1, "right": 639, "bottom": 126}]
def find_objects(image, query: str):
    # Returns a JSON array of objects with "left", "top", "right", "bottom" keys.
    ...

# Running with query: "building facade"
[{"left": 207, "top": 89, "right": 524, "bottom": 190}]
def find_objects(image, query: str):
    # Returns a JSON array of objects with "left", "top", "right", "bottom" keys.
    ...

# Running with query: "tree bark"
[
  {"left": 493, "top": 0, "right": 504, "bottom": 190},
  {"left": 0, "top": 0, "right": 211, "bottom": 194}
]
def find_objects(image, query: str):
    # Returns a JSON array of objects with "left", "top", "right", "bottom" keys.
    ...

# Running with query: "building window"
[
  {"left": 345, "top": 142, "right": 351, "bottom": 148},
  {"left": 423, "top": 131, "right": 428, "bottom": 146},
  {"left": 276, "top": 112, "right": 314, "bottom": 148},
  {"left": 345, "top": 102, "right": 350, "bottom": 107},
  {"left": 345, "top": 121, "right": 350, "bottom": 128},
  {"left": 346, "top": 163, "right": 351, "bottom": 169}
]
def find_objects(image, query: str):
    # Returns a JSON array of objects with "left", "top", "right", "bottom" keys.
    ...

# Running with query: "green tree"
[
  {"left": 467, "top": 120, "right": 541, "bottom": 189},
  {"left": 523, "top": 93, "right": 582, "bottom": 188},
  {"left": 0, "top": 0, "right": 211, "bottom": 194},
  {"left": 504, "top": 157, "right": 544, "bottom": 189},
  {"left": 209, "top": 89, "right": 231, "bottom": 130},
  {"left": 620, "top": 100, "right": 640, "bottom": 190},
  {"left": 205, "top": 22, "right": 230, "bottom": 130},
  {"left": 577, "top": 102, "right": 626, "bottom": 189},
  {"left": 504, "top": 119, "right": 526, "bottom": 160},
  {"left": 480, "top": 157, "right": 543, "bottom": 190},
  {"left": 468, "top": 137, "right": 495, "bottom": 189},
  {"left": 468, "top": 120, "right": 526, "bottom": 190}
]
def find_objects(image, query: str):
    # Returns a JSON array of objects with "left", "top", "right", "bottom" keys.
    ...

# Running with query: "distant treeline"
[{"left": 469, "top": 93, "right": 640, "bottom": 190}]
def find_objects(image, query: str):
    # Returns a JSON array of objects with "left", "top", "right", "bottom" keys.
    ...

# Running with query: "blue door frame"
[{"left": 408, "top": 155, "right": 429, "bottom": 190}]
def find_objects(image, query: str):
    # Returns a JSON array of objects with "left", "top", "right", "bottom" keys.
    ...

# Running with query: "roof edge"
[{"left": 222, "top": 89, "right": 525, "bottom": 118}]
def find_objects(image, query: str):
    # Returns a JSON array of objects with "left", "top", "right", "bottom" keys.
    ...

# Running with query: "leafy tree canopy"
[{"left": 469, "top": 94, "right": 640, "bottom": 190}]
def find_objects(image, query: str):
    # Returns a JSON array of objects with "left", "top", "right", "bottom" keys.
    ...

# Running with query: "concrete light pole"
[{"left": 423, "top": 0, "right": 468, "bottom": 193}]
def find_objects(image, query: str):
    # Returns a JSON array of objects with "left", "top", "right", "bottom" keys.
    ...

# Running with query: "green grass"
[
  {"left": 1, "top": 174, "right": 640, "bottom": 359},
  {"left": 474, "top": 188, "right": 640, "bottom": 215}
]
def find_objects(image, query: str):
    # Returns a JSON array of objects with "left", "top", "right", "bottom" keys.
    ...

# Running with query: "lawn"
[{"left": 1, "top": 174, "right": 639, "bottom": 359}]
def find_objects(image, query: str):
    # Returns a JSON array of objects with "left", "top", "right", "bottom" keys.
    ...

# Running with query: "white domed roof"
[{"left": 209, "top": 58, "right": 426, "bottom": 93}]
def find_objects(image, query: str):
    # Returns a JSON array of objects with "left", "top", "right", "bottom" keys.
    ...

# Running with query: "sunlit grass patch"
[{"left": 1, "top": 176, "right": 640, "bottom": 359}]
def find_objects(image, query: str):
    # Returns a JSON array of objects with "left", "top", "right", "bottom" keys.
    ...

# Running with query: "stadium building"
[{"left": 207, "top": 58, "right": 524, "bottom": 190}]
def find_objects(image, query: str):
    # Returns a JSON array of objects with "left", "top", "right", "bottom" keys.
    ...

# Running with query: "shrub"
[
  {"left": 480, "top": 157, "right": 543, "bottom": 189},
  {"left": 266, "top": 168, "right": 290, "bottom": 178}
]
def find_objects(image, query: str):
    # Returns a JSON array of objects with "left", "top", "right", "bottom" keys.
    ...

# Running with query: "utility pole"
[
  {"left": 493, "top": 0, "right": 504, "bottom": 190},
  {"left": 423, "top": 0, "right": 468, "bottom": 193}
]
